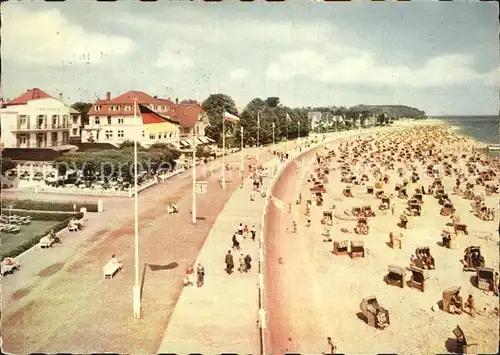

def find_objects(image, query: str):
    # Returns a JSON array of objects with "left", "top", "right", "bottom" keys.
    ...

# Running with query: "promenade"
[{"left": 1, "top": 142, "right": 300, "bottom": 354}]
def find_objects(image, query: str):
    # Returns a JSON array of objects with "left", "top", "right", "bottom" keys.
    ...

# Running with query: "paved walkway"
[
  {"left": 0, "top": 142, "right": 305, "bottom": 354},
  {"left": 156, "top": 156, "right": 281, "bottom": 353}
]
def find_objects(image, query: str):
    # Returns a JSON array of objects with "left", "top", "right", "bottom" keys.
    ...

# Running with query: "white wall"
[{"left": 0, "top": 97, "right": 81, "bottom": 148}]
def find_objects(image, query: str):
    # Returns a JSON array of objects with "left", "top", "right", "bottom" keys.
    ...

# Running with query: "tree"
[
  {"left": 180, "top": 99, "right": 198, "bottom": 104},
  {"left": 265, "top": 97, "right": 280, "bottom": 108},
  {"left": 1, "top": 157, "right": 16, "bottom": 175},
  {"left": 71, "top": 102, "right": 92, "bottom": 126},
  {"left": 201, "top": 94, "right": 238, "bottom": 146},
  {"left": 119, "top": 140, "right": 145, "bottom": 150}
]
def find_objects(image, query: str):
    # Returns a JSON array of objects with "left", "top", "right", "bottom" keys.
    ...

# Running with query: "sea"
[{"left": 435, "top": 116, "right": 499, "bottom": 157}]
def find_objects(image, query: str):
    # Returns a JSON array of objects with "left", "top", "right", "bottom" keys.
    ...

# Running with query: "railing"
[{"left": 14, "top": 124, "right": 69, "bottom": 131}]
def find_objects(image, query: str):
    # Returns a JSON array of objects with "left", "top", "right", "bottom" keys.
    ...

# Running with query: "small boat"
[{"left": 488, "top": 144, "right": 500, "bottom": 151}]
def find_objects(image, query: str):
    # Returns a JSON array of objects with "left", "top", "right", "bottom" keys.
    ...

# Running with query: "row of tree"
[{"left": 201, "top": 94, "right": 310, "bottom": 148}]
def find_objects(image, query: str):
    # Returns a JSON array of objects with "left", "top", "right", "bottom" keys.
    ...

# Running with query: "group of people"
[
  {"left": 68, "top": 217, "right": 84, "bottom": 231},
  {"left": 224, "top": 250, "right": 252, "bottom": 274},
  {"left": 184, "top": 262, "right": 205, "bottom": 288},
  {"left": 226, "top": 223, "right": 256, "bottom": 274}
]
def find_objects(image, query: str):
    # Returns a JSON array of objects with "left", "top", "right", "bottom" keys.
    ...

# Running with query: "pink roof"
[{"left": 7, "top": 88, "right": 52, "bottom": 106}]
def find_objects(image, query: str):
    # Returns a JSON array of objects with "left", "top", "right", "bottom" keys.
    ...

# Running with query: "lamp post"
[
  {"left": 133, "top": 99, "right": 141, "bottom": 319},
  {"left": 272, "top": 122, "right": 275, "bottom": 152},
  {"left": 240, "top": 127, "right": 244, "bottom": 173},
  {"left": 298, "top": 121, "right": 301, "bottom": 147},
  {"left": 256, "top": 111, "right": 260, "bottom": 162},
  {"left": 192, "top": 126, "right": 197, "bottom": 224}
]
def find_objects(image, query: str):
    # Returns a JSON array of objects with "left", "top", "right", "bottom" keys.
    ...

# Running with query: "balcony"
[
  {"left": 12, "top": 124, "right": 70, "bottom": 132},
  {"left": 83, "top": 124, "right": 102, "bottom": 130}
]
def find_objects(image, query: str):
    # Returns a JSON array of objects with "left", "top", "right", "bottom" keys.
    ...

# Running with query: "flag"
[
  {"left": 224, "top": 112, "right": 240, "bottom": 123},
  {"left": 286, "top": 113, "right": 291, "bottom": 121}
]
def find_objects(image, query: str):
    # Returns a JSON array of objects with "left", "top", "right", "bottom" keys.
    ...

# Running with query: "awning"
[
  {"left": 169, "top": 142, "right": 181, "bottom": 150},
  {"left": 179, "top": 140, "right": 192, "bottom": 148}
]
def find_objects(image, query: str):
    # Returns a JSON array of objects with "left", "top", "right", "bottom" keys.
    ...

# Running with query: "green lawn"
[{"left": 1, "top": 220, "right": 59, "bottom": 256}]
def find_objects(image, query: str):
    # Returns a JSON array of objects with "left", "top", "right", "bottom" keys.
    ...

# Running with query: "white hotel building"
[
  {"left": 83, "top": 90, "right": 211, "bottom": 149},
  {"left": 1, "top": 88, "right": 81, "bottom": 148}
]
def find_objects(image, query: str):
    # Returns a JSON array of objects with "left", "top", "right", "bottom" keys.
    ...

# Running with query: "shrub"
[
  {"left": 1, "top": 199, "right": 98, "bottom": 213},
  {"left": 1, "top": 212, "right": 83, "bottom": 259}
]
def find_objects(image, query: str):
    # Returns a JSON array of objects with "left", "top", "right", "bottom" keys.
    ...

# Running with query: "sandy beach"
[{"left": 265, "top": 122, "right": 499, "bottom": 354}]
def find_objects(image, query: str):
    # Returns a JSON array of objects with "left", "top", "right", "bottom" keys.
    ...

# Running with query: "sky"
[{"left": 2, "top": 0, "right": 499, "bottom": 115}]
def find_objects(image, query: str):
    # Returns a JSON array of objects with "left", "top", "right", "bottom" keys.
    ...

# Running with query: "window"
[
  {"left": 94, "top": 105, "right": 101, "bottom": 111},
  {"left": 160, "top": 106, "right": 166, "bottom": 111},
  {"left": 149, "top": 133, "right": 155, "bottom": 140},
  {"left": 19, "top": 116, "right": 27, "bottom": 126},
  {"left": 105, "top": 130, "right": 113, "bottom": 139},
  {"left": 154, "top": 106, "right": 159, "bottom": 111},
  {"left": 72, "top": 128, "right": 78, "bottom": 135},
  {"left": 142, "top": 131, "right": 145, "bottom": 138},
  {"left": 52, "top": 115, "right": 58, "bottom": 126},
  {"left": 168, "top": 132, "right": 172, "bottom": 138},
  {"left": 164, "top": 132, "right": 167, "bottom": 138},
  {"left": 117, "top": 130, "right": 124, "bottom": 138},
  {"left": 124, "top": 106, "right": 131, "bottom": 111},
  {"left": 118, "top": 118, "right": 124, "bottom": 124},
  {"left": 19, "top": 135, "right": 27, "bottom": 144},
  {"left": 95, "top": 117, "right": 100, "bottom": 125},
  {"left": 72, "top": 115, "right": 79, "bottom": 124}
]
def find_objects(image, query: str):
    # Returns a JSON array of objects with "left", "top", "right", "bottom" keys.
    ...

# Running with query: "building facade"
[
  {"left": 83, "top": 90, "right": 209, "bottom": 148},
  {"left": 0, "top": 88, "right": 81, "bottom": 148}
]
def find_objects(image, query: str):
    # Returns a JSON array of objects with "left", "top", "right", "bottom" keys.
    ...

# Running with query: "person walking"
[
  {"left": 327, "top": 337, "right": 337, "bottom": 354},
  {"left": 239, "top": 253, "right": 246, "bottom": 273},
  {"left": 243, "top": 225, "right": 249, "bottom": 239},
  {"left": 225, "top": 250, "right": 234, "bottom": 274},
  {"left": 251, "top": 225, "right": 256, "bottom": 241},
  {"left": 238, "top": 223, "right": 244, "bottom": 235},
  {"left": 244, "top": 253, "right": 252, "bottom": 272},
  {"left": 196, "top": 263, "right": 205, "bottom": 287},
  {"left": 232, "top": 233, "right": 239, "bottom": 250}
]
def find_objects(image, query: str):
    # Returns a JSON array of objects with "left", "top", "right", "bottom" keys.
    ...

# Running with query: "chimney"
[
  {"left": 106, "top": 92, "right": 111, "bottom": 101},
  {"left": 153, "top": 95, "right": 158, "bottom": 99},
  {"left": 58, "top": 93, "right": 63, "bottom": 101},
  {"left": 175, "top": 98, "right": 179, "bottom": 104}
]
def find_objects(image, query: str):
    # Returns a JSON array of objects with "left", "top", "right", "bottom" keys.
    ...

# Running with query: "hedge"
[
  {"left": 1, "top": 212, "right": 83, "bottom": 259},
  {"left": 1, "top": 199, "right": 98, "bottom": 213},
  {"left": 5, "top": 209, "right": 78, "bottom": 221}
]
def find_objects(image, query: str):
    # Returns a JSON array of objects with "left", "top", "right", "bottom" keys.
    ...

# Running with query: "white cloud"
[
  {"left": 154, "top": 39, "right": 194, "bottom": 71},
  {"left": 229, "top": 69, "right": 249, "bottom": 80},
  {"left": 266, "top": 48, "right": 494, "bottom": 88},
  {"left": 2, "top": 6, "right": 135, "bottom": 66},
  {"left": 112, "top": 14, "right": 334, "bottom": 45}
]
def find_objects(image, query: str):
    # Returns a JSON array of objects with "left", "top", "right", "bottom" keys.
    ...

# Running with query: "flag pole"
[
  {"left": 133, "top": 99, "right": 141, "bottom": 319},
  {"left": 222, "top": 110, "right": 226, "bottom": 190},
  {"left": 192, "top": 124, "right": 197, "bottom": 224}
]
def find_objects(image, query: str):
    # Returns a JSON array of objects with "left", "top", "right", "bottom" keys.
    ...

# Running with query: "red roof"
[
  {"left": 89, "top": 90, "right": 203, "bottom": 128},
  {"left": 139, "top": 104, "right": 179, "bottom": 125},
  {"left": 7, "top": 88, "right": 52, "bottom": 106},
  {"left": 170, "top": 104, "right": 203, "bottom": 128}
]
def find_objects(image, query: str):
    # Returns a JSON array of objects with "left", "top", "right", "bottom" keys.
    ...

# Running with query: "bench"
[
  {"left": 39, "top": 236, "right": 53, "bottom": 248},
  {"left": 103, "top": 261, "right": 122, "bottom": 279}
]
